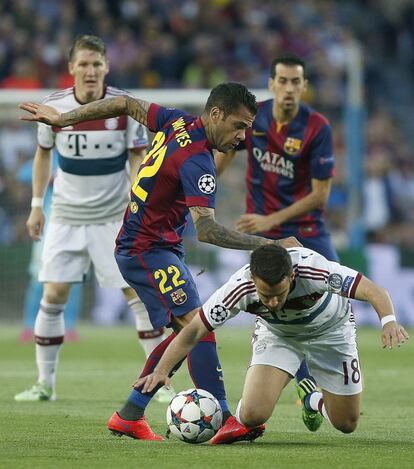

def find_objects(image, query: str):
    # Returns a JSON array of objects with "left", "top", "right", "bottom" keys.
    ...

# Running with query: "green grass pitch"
[{"left": 0, "top": 325, "right": 413, "bottom": 468}]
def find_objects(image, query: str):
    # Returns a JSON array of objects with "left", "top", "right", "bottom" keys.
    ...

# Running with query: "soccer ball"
[{"left": 166, "top": 388, "right": 222, "bottom": 444}]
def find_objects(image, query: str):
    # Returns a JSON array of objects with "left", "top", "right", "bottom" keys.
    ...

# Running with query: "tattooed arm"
[
  {"left": 189, "top": 206, "right": 300, "bottom": 250},
  {"left": 19, "top": 96, "right": 150, "bottom": 127}
]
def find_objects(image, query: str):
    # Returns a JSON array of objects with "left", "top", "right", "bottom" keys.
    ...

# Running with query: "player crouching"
[{"left": 134, "top": 245, "right": 409, "bottom": 443}]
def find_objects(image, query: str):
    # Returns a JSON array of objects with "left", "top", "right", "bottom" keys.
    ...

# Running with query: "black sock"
[
  {"left": 118, "top": 400, "right": 145, "bottom": 421},
  {"left": 222, "top": 410, "right": 232, "bottom": 423}
]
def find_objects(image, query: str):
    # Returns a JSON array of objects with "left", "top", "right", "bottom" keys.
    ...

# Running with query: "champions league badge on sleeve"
[
  {"left": 209, "top": 305, "right": 230, "bottom": 325},
  {"left": 328, "top": 273, "right": 343, "bottom": 290},
  {"left": 171, "top": 288, "right": 188, "bottom": 305},
  {"left": 198, "top": 174, "right": 216, "bottom": 194}
]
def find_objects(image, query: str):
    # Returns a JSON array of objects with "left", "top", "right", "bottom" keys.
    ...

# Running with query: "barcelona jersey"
[
  {"left": 116, "top": 104, "right": 216, "bottom": 255},
  {"left": 241, "top": 100, "right": 335, "bottom": 240}
]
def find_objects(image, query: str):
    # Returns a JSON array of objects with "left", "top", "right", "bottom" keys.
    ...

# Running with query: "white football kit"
[
  {"left": 200, "top": 247, "right": 364, "bottom": 395},
  {"left": 37, "top": 86, "right": 148, "bottom": 287}
]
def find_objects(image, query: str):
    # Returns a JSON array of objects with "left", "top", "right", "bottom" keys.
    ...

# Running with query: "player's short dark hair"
[
  {"left": 270, "top": 53, "right": 306, "bottom": 79},
  {"left": 204, "top": 82, "right": 257, "bottom": 118},
  {"left": 250, "top": 245, "right": 293, "bottom": 285},
  {"left": 69, "top": 34, "right": 107, "bottom": 61}
]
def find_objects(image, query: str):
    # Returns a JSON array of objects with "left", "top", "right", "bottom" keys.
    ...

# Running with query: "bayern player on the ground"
[{"left": 136, "top": 244, "right": 409, "bottom": 444}]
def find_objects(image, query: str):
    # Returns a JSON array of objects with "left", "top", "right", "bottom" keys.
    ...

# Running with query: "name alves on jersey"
[
  {"left": 171, "top": 117, "right": 192, "bottom": 147},
  {"left": 252, "top": 146, "right": 295, "bottom": 179}
]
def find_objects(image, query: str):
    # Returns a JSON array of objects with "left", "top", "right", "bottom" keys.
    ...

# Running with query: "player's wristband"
[
  {"left": 381, "top": 315, "right": 396, "bottom": 327},
  {"left": 31, "top": 197, "right": 44, "bottom": 208}
]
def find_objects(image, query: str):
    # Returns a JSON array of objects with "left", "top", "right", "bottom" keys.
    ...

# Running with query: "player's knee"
[
  {"left": 240, "top": 408, "right": 267, "bottom": 428},
  {"left": 43, "top": 293, "right": 61, "bottom": 305},
  {"left": 43, "top": 284, "right": 70, "bottom": 305},
  {"left": 332, "top": 416, "right": 359, "bottom": 434}
]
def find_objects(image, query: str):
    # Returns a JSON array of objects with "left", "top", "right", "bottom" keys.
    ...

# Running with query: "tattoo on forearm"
[
  {"left": 195, "top": 215, "right": 270, "bottom": 250},
  {"left": 125, "top": 96, "right": 150, "bottom": 126},
  {"left": 63, "top": 97, "right": 127, "bottom": 125}
]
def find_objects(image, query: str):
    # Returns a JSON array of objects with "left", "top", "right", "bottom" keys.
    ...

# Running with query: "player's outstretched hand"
[
  {"left": 382, "top": 321, "right": 409, "bottom": 349},
  {"left": 19, "top": 102, "right": 63, "bottom": 127},
  {"left": 133, "top": 371, "right": 171, "bottom": 393}
]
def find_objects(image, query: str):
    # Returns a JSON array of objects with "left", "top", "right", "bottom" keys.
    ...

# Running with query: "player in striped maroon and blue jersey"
[
  {"left": 20, "top": 82, "right": 299, "bottom": 441},
  {"left": 115, "top": 104, "right": 219, "bottom": 257},
  {"left": 215, "top": 53, "right": 337, "bottom": 262},
  {"left": 215, "top": 53, "right": 337, "bottom": 386}
]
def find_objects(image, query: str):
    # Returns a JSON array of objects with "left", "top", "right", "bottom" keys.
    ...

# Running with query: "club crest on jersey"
[
  {"left": 198, "top": 174, "right": 216, "bottom": 194},
  {"left": 171, "top": 288, "right": 187, "bottom": 305},
  {"left": 105, "top": 118, "right": 119, "bottom": 130},
  {"left": 283, "top": 137, "right": 302, "bottom": 155},
  {"left": 130, "top": 201, "right": 138, "bottom": 213}
]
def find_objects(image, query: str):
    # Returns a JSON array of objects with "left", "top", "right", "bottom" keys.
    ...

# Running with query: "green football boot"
[
  {"left": 153, "top": 386, "right": 176, "bottom": 403},
  {"left": 296, "top": 378, "right": 323, "bottom": 432},
  {"left": 14, "top": 381, "right": 56, "bottom": 402}
]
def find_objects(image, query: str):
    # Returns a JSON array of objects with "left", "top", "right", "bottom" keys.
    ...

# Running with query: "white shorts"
[
  {"left": 39, "top": 221, "right": 129, "bottom": 289},
  {"left": 250, "top": 318, "right": 363, "bottom": 396}
]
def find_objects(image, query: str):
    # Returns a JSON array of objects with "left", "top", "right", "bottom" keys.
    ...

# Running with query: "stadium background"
[{"left": 1, "top": 0, "right": 414, "bottom": 327}]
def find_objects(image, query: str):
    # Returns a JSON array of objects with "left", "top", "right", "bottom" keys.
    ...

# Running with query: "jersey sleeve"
[
  {"left": 179, "top": 153, "right": 217, "bottom": 208},
  {"left": 297, "top": 250, "right": 362, "bottom": 299},
  {"left": 37, "top": 122, "right": 55, "bottom": 149},
  {"left": 126, "top": 118, "right": 149, "bottom": 150},
  {"left": 309, "top": 123, "right": 335, "bottom": 179},
  {"left": 199, "top": 268, "right": 254, "bottom": 330},
  {"left": 146, "top": 103, "right": 188, "bottom": 133}
]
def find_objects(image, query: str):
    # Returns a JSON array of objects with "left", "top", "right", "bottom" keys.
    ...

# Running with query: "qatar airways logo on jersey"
[{"left": 252, "top": 147, "right": 294, "bottom": 179}]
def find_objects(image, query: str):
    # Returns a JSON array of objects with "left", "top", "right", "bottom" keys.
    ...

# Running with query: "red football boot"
[
  {"left": 209, "top": 416, "right": 265, "bottom": 445},
  {"left": 107, "top": 412, "right": 164, "bottom": 441}
]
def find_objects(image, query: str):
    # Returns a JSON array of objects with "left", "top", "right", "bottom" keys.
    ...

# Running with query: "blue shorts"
[
  {"left": 296, "top": 233, "right": 339, "bottom": 262},
  {"left": 115, "top": 249, "right": 201, "bottom": 329}
]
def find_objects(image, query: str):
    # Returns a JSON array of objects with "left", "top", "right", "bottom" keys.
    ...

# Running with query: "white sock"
[
  {"left": 128, "top": 298, "right": 166, "bottom": 358},
  {"left": 309, "top": 391, "right": 331, "bottom": 424},
  {"left": 235, "top": 400, "right": 243, "bottom": 425},
  {"left": 34, "top": 302, "right": 65, "bottom": 390}
]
